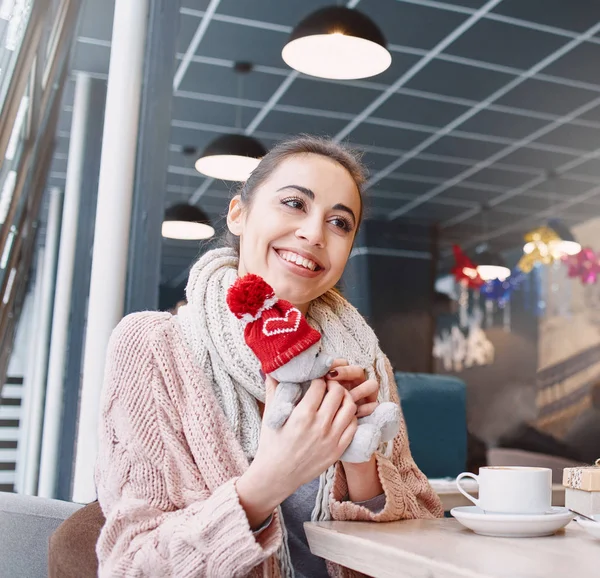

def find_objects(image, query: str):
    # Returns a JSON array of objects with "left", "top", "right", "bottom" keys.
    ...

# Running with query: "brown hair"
[{"left": 226, "top": 135, "right": 367, "bottom": 252}]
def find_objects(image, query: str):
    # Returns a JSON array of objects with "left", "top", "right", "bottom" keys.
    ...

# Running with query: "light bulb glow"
[
  {"left": 477, "top": 265, "right": 511, "bottom": 282},
  {"left": 162, "top": 221, "right": 215, "bottom": 240},
  {"left": 195, "top": 154, "right": 260, "bottom": 181},
  {"left": 282, "top": 33, "right": 391, "bottom": 80}
]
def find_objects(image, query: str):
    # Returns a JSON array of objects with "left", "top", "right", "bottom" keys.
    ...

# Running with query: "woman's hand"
[
  {"left": 326, "top": 360, "right": 384, "bottom": 501},
  {"left": 326, "top": 359, "right": 380, "bottom": 418},
  {"left": 236, "top": 374, "right": 358, "bottom": 529}
]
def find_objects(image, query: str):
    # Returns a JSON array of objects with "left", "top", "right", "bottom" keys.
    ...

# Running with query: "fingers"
[
  {"left": 264, "top": 375, "right": 278, "bottom": 405},
  {"left": 330, "top": 387, "right": 358, "bottom": 436},
  {"left": 348, "top": 379, "right": 379, "bottom": 404},
  {"left": 356, "top": 402, "right": 378, "bottom": 418},
  {"left": 327, "top": 364, "right": 366, "bottom": 384},
  {"left": 326, "top": 359, "right": 348, "bottom": 379},
  {"left": 338, "top": 417, "right": 358, "bottom": 453},
  {"left": 316, "top": 381, "right": 348, "bottom": 425},
  {"left": 296, "top": 378, "right": 327, "bottom": 413}
]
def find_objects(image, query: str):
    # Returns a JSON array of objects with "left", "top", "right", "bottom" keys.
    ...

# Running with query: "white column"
[
  {"left": 72, "top": 0, "right": 149, "bottom": 504},
  {"left": 37, "top": 73, "right": 92, "bottom": 498},
  {"left": 21, "top": 187, "right": 63, "bottom": 495},
  {"left": 14, "top": 250, "right": 44, "bottom": 493}
]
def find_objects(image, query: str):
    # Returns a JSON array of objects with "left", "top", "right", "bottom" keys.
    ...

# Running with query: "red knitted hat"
[{"left": 226, "top": 273, "right": 321, "bottom": 374}]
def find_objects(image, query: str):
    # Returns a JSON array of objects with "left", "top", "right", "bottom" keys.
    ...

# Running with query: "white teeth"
[{"left": 278, "top": 250, "right": 318, "bottom": 271}]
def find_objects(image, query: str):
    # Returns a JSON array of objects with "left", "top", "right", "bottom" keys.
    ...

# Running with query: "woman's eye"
[
  {"left": 330, "top": 217, "right": 353, "bottom": 232},
  {"left": 281, "top": 197, "right": 305, "bottom": 210}
]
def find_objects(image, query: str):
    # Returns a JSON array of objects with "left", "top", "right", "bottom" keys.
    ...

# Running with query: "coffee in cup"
[{"left": 456, "top": 466, "right": 552, "bottom": 515}]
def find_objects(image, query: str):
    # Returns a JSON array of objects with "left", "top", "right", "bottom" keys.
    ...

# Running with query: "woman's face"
[{"left": 227, "top": 153, "right": 361, "bottom": 313}]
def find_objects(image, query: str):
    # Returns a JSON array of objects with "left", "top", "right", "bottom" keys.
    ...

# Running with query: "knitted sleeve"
[
  {"left": 95, "top": 313, "right": 282, "bottom": 577},
  {"left": 328, "top": 356, "right": 444, "bottom": 521}
]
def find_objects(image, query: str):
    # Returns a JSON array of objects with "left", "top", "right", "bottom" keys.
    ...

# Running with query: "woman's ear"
[{"left": 227, "top": 195, "right": 244, "bottom": 236}]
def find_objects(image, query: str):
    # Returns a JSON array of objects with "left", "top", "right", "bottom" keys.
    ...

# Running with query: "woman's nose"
[{"left": 296, "top": 219, "right": 325, "bottom": 246}]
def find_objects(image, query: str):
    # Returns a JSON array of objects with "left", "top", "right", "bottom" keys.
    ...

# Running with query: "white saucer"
[
  {"left": 576, "top": 515, "right": 600, "bottom": 540},
  {"left": 451, "top": 506, "right": 574, "bottom": 538}
]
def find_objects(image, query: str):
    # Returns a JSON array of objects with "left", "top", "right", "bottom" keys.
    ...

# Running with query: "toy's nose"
[{"left": 325, "top": 355, "right": 334, "bottom": 368}]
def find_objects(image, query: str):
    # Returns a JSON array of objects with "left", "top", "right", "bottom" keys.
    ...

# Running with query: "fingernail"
[
  {"left": 259, "top": 370, "right": 265, "bottom": 381},
  {"left": 327, "top": 370, "right": 338, "bottom": 378}
]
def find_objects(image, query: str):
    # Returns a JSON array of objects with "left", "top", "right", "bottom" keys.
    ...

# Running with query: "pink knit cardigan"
[{"left": 95, "top": 312, "right": 443, "bottom": 577}]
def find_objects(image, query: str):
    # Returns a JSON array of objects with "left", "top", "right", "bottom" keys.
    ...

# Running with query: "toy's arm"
[{"left": 263, "top": 381, "right": 302, "bottom": 429}]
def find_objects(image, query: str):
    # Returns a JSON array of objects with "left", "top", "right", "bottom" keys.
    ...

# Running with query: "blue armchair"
[{"left": 394, "top": 372, "right": 467, "bottom": 479}]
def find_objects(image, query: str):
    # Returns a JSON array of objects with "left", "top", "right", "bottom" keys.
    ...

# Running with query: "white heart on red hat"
[{"left": 262, "top": 307, "right": 301, "bottom": 336}]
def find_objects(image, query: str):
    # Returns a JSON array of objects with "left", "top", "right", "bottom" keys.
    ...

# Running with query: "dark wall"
[
  {"left": 342, "top": 219, "right": 435, "bottom": 374},
  {"left": 158, "top": 283, "right": 186, "bottom": 312}
]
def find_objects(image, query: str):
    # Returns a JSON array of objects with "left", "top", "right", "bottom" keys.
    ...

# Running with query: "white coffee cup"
[{"left": 456, "top": 466, "right": 552, "bottom": 515}]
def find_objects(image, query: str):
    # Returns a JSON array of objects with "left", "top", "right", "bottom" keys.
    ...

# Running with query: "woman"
[{"left": 94, "top": 136, "right": 443, "bottom": 577}]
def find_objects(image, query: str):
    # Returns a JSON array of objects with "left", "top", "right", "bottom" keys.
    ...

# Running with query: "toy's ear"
[{"left": 227, "top": 195, "right": 244, "bottom": 237}]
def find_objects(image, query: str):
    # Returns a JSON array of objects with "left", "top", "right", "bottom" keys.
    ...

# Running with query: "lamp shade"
[
  {"left": 547, "top": 219, "right": 581, "bottom": 256},
  {"left": 475, "top": 249, "right": 510, "bottom": 281},
  {"left": 162, "top": 204, "right": 215, "bottom": 240},
  {"left": 195, "top": 134, "right": 266, "bottom": 181},
  {"left": 282, "top": 6, "right": 391, "bottom": 80}
]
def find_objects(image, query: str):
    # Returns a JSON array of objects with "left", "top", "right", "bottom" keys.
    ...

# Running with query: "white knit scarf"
[{"left": 177, "top": 247, "right": 393, "bottom": 577}]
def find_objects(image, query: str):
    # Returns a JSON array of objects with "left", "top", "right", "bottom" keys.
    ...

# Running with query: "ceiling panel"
[
  {"left": 198, "top": 19, "right": 288, "bottom": 68},
  {"left": 425, "top": 135, "right": 507, "bottom": 161},
  {"left": 278, "top": 77, "right": 379, "bottom": 116},
  {"left": 376, "top": 92, "right": 471, "bottom": 128},
  {"left": 360, "top": 0, "right": 467, "bottom": 50},
  {"left": 445, "top": 18, "right": 567, "bottom": 69},
  {"left": 543, "top": 42, "right": 600, "bottom": 86},
  {"left": 178, "top": 60, "right": 285, "bottom": 101},
  {"left": 349, "top": 123, "right": 431, "bottom": 151},
  {"left": 499, "top": 148, "right": 580, "bottom": 171},
  {"left": 496, "top": 78, "right": 600, "bottom": 116},
  {"left": 535, "top": 123, "right": 600, "bottom": 152},
  {"left": 458, "top": 109, "right": 549, "bottom": 140},
  {"left": 405, "top": 59, "right": 516, "bottom": 101},
  {"left": 491, "top": 0, "right": 600, "bottom": 33}
]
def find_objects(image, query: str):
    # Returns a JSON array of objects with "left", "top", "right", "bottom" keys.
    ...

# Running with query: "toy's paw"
[
  {"left": 358, "top": 402, "right": 400, "bottom": 442},
  {"left": 340, "top": 423, "right": 380, "bottom": 463},
  {"left": 264, "top": 401, "right": 294, "bottom": 429},
  {"left": 377, "top": 402, "right": 400, "bottom": 442}
]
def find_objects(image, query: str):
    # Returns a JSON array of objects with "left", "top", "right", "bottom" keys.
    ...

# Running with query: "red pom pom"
[{"left": 226, "top": 274, "right": 276, "bottom": 319}]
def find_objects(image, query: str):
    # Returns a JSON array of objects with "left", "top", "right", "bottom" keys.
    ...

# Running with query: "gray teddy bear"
[{"left": 227, "top": 273, "right": 400, "bottom": 463}]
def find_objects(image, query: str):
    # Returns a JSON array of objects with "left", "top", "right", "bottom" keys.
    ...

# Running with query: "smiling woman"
[
  {"left": 226, "top": 136, "right": 365, "bottom": 313},
  {"left": 85, "top": 134, "right": 443, "bottom": 578}
]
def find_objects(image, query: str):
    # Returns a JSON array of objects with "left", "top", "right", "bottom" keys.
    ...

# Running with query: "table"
[
  {"left": 305, "top": 518, "right": 597, "bottom": 578},
  {"left": 429, "top": 479, "right": 566, "bottom": 511}
]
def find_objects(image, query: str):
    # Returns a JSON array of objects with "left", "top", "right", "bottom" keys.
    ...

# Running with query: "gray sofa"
[{"left": 0, "top": 491, "right": 83, "bottom": 578}]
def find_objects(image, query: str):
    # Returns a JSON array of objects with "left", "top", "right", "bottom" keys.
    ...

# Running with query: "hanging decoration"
[
  {"left": 451, "top": 245, "right": 483, "bottom": 328},
  {"left": 479, "top": 269, "right": 527, "bottom": 332},
  {"left": 451, "top": 245, "right": 484, "bottom": 287},
  {"left": 517, "top": 226, "right": 561, "bottom": 273},
  {"left": 433, "top": 308, "right": 495, "bottom": 372},
  {"left": 563, "top": 247, "right": 600, "bottom": 285}
]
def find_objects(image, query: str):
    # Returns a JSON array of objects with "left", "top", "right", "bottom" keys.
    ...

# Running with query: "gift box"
[
  {"left": 563, "top": 459, "right": 600, "bottom": 492},
  {"left": 565, "top": 487, "right": 600, "bottom": 518}
]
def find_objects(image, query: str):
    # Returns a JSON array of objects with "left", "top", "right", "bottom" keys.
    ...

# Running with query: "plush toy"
[{"left": 227, "top": 273, "right": 400, "bottom": 463}]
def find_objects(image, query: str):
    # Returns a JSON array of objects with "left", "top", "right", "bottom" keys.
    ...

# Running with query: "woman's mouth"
[{"left": 274, "top": 249, "right": 324, "bottom": 276}]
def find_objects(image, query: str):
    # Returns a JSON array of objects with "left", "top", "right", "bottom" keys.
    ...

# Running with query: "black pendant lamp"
[
  {"left": 195, "top": 133, "right": 266, "bottom": 182},
  {"left": 282, "top": 6, "right": 391, "bottom": 80},
  {"left": 195, "top": 62, "right": 267, "bottom": 182},
  {"left": 475, "top": 247, "right": 510, "bottom": 282},
  {"left": 547, "top": 219, "right": 582, "bottom": 257},
  {"left": 162, "top": 203, "right": 215, "bottom": 241}
]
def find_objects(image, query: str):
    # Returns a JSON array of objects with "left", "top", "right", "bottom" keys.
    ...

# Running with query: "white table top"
[{"left": 305, "top": 518, "right": 598, "bottom": 578}]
